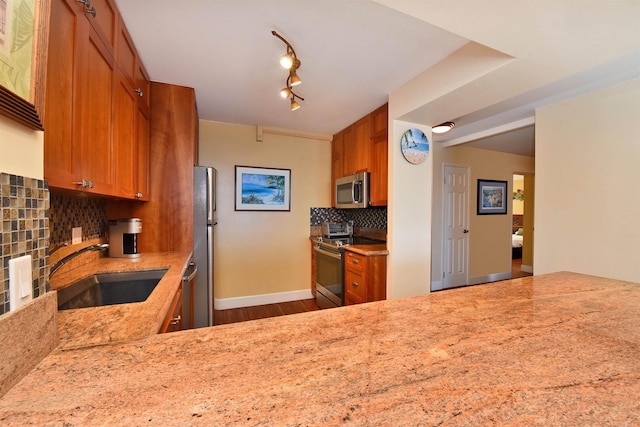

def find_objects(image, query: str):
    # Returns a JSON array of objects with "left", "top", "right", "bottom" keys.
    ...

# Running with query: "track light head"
[
  {"left": 272, "top": 30, "right": 305, "bottom": 111},
  {"left": 280, "top": 87, "right": 291, "bottom": 98}
]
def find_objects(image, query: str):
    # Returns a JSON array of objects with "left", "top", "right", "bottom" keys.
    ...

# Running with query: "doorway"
[
  {"left": 511, "top": 174, "right": 534, "bottom": 278},
  {"left": 441, "top": 164, "right": 470, "bottom": 289}
]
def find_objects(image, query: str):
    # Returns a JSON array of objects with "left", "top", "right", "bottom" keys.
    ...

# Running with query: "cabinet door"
[
  {"left": 370, "top": 104, "right": 388, "bottom": 206},
  {"left": 113, "top": 69, "right": 137, "bottom": 199},
  {"left": 75, "top": 25, "right": 115, "bottom": 195},
  {"left": 345, "top": 267, "right": 366, "bottom": 305},
  {"left": 160, "top": 287, "right": 183, "bottom": 333},
  {"left": 135, "top": 105, "right": 150, "bottom": 201},
  {"left": 82, "top": 0, "right": 117, "bottom": 53},
  {"left": 343, "top": 115, "right": 371, "bottom": 175},
  {"left": 44, "top": 0, "right": 86, "bottom": 190}
]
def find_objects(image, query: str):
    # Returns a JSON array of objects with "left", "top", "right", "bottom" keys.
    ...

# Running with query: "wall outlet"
[
  {"left": 72, "top": 227, "right": 82, "bottom": 244},
  {"left": 9, "top": 255, "right": 33, "bottom": 312}
]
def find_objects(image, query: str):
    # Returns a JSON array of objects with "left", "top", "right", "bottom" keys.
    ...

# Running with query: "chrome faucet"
[{"left": 49, "top": 243, "right": 110, "bottom": 278}]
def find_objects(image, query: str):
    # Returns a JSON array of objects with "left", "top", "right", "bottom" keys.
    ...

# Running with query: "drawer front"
[
  {"left": 345, "top": 251, "right": 365, "bottom": 272},
  {"left": 345, "top": 267, "right": 366, "bottom": 304}
]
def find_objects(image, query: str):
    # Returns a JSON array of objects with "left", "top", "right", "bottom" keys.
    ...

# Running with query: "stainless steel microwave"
[{"left": 335, "top": 172, "right": 369, "bottom": 209}]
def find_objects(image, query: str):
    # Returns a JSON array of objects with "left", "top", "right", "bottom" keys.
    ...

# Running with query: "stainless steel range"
[{"left": 314, "top": 222, "right": 383, "bottom": 309}]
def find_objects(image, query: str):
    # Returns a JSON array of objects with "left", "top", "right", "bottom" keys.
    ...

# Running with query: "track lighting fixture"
[
  {"left": 272, "top": 30, "right": 304, "bottom": 111},
  {"left": 432, "top": 121, "right": 455, "bottom": 134}
]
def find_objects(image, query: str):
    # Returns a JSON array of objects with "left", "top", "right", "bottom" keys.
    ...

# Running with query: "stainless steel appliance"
[
  {"left": 191, "top": 166, "right": 217, "bottom": 328},
  {"left": 335, "top": 172, "right": 369, "bottom": 209},
  {"left": 321, "top": 220, "right": 353, "bottom": 238},
  {"left": 314, "top": 239, "right": 345, "bottom": 309},
  {"left": 108, "top": 218, "right": 142, "bottom": 258}
]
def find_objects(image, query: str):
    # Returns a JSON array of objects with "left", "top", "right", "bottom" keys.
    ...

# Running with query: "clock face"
[{"left": 400, "top": 128, "right": 429, "bottom": 164}]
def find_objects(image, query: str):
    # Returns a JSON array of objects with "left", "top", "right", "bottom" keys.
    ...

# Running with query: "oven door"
[{"left": 314, "top": 245, "right": 344, "bottom": 308}]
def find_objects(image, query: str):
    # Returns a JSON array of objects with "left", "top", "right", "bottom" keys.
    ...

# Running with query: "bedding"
[
  {"left": 512, "top": 234, "right": 523, "bottom": 259},
  {"left": 512, "top": 234, "right": 523, "bottom": 248}
]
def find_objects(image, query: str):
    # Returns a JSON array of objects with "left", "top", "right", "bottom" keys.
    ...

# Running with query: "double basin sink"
[{"left": 57, "top": 269, "right": 168, "bottom": 310}]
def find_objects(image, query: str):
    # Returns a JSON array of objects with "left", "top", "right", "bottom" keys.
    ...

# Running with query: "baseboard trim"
[
  {"left": 214, "top": 289, "right": 314, "bottom": 310},
  {"left": 468, "top": 271, "right": 512, "bottom": 286},
  {"left": 521, "top": 264, "right": 533, "bottom": 273}
]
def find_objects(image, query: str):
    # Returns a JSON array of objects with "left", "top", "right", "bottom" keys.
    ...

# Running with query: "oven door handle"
[{"left": 314, "top": 246, "right": 342, "bottom": 260}]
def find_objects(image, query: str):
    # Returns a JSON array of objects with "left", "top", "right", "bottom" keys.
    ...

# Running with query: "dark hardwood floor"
[
  {"left": 215, "top": 261, "right": 531, "bottom": 326},
  {"left": 512, "top": 258, "right": 533, "bottom": 279},
  {"left": 214, "top": 298, "right": 320, "bottom": 326}
]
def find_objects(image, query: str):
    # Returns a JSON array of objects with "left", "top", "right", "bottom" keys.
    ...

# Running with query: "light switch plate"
[
  {"left": 72, "top": 227, "right": 82, "bottom": 244},
  {"left": 9, "top": 255, "right": 33, "bottom": 312}
]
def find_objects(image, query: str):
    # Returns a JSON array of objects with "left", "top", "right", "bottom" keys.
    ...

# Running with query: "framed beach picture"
[
  {"left": 400, "top": 128, "right": 429, "bottom": 164},
  {"left": 235, "top": 166, "right": 291, "bottom": 211},
  {"left": 477, "top": 179, "right": 508, "bottom": 215}
]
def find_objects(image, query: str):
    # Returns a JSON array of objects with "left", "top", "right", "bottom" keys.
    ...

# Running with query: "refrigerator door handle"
[{"left": 183, "top": 262, "right": 198, "bottom": 282}]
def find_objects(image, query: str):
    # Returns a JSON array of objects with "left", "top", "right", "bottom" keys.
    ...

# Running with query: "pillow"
[{"left": 516, "top": 228, "right": 524, "bottom": 236}]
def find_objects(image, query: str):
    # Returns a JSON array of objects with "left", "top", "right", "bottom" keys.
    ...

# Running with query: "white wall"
[
  {"left": 0, "top": 115, "right": 44, "bottom": 179},
  {"left": 535, "top": 78, "right": 640, "bottom": 282},
  {"left": 387, "top": 119, "right": 433, "bottom": 298},
  {"left": 198, "top": 120, "right": 331, "bottom": 308}
]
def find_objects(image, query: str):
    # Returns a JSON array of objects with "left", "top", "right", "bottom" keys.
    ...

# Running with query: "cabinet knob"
[
  {"left": 135, "top": 192, "right": 143, "bottom": 199},
  {"left": 352, "top": 258, "right": 359, "bottom": 264},
  {"left": 134, "top": 88, "right": 143, "bottom": 97},
  {"left": 170, "top": 315, "right": 182, "bottom": 325},
  {"left": 352, "top": 281, "right": 359, "bottom": 287},
  {"left": 86, "top": 6, "right": 96, "bottom": 17}
]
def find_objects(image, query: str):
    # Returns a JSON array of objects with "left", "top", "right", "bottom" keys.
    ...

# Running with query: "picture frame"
[
  {"left": 0, "top": 0, "right": 50, "bottom": 130},
  {"left": 235, "top": 166, "right": 291, "bottom": 211},
  {"left": 477, "top": 179, "right": 508, "bottom": 215}
]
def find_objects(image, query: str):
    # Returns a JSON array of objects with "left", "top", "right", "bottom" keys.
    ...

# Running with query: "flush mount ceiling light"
[
  {"left": 272, "top": 30, "right": 304, "bottom": 111},
  {"left": 432, "top": 121, "right": 455, "bottom": 134}
]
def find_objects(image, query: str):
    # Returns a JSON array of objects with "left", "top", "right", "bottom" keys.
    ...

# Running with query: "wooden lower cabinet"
[
  {"left": 160, "top": 286, "right": 183, "bottom": 333},
  {"left": 344, "top": 251, "right": 387, "bottom": 305}
]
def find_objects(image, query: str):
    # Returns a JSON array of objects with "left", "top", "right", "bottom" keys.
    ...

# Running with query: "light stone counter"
[
  {"left": 51, "top": 252, "right": 192, "bottom": 349},
  {"left": 0, "top": 272, "right": 638, "bottom": 425}
]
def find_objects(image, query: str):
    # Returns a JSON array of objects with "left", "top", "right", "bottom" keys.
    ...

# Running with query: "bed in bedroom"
[
  {"left": 512, "top": 233, "right": 523, "bottom": 259},
  {"left": 512, "top": 214, "right": 524, "bottom": 259}
]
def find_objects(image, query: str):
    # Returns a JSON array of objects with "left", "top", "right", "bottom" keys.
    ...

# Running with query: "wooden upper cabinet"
[
  {"left": 44, "top": 0, "right": 84, "bottom": 189},
  {"left": 117, "top": 23, "right": 136, "bottom": 86},
  {"left": 75, "top": 24, "right": 116, "bottom": 195},
  {"left": 45, "top": 0, "right": 115, "bottom": 195},
  {"left": 45, "top": 0, "right": 149, "bottom": 200},
  {"left": 343, "top": 115, "right": 371, "bottom": 176},
  {"left": 369, "top": 104, "right": 388, "bottom": 206},
  {"left": 113, "top": 68, "right": 137, "bottom": 199},
  {"left": 330, "top": 103, "right": 388, "bottom": 207},
  {"left": 82, "top": 0, "right": 117, "bottom": 52}
]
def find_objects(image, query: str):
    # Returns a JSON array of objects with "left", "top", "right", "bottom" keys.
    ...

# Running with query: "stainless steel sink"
[{"left": 57, "top": 269, "right": 168, "bottom": 310}]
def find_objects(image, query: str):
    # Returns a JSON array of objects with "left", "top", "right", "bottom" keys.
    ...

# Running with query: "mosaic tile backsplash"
[
  {"left": 0, "top": 173, "right": 50, "bottom": 316},
  {"left": 49, "top": 192, "right": 107, "bottom": 252},
  {"left": 310, "top": 207, "right": 387, "bottom": 230}
]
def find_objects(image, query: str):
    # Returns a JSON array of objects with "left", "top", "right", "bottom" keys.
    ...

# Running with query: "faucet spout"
[{"left": 49, "top": 243, "right": 109, "bottom": 278}]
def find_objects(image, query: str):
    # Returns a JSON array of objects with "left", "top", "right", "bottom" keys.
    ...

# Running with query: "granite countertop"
[
  {"left": 1, "top": 272, "right": 639, "bottom": 425},
  {"left": 50, "top": 252, "right": 192, "bottom": 349}
]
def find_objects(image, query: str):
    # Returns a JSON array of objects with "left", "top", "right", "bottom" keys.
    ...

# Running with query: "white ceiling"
[{"left": 115, "top": 0, "right": 640, "bottom": 156}]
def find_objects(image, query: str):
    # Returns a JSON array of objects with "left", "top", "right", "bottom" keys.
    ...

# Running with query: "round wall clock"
[{"left": 400, "top": 128, "right": 429, "bottom": 164}]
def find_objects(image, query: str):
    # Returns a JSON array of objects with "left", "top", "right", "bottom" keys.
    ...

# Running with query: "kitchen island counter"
[{"left": 1, "top": 272, "right": 638, "bottom": 425}]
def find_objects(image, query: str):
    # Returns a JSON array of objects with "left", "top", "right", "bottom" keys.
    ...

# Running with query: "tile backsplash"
[
  {"left": 310, "top": 207, "right": 387, "bottom": 230},
  {"left": 0, "top": 173, "right": 50, "bottom": 316},
  {"left": 49, "top": 191, "right": 106, "bottom": 252}
]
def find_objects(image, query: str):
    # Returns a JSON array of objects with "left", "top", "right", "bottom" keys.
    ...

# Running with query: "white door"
[{"left": 442, "top": 165, "right": 469, "bottom": 289}]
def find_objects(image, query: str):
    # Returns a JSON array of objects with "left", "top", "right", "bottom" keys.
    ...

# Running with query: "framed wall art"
[
  {"left": 477, "top": 179, "right": 508, "bottom": 215},
  {"left": 0, "top": 0, "right": 50, "bottom": 130},
  {"left": 235, "top": 166, "right": 291, "bottom": 211}
]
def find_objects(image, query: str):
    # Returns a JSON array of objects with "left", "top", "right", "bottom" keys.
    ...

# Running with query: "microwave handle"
[{"left": 352, "top": 181, "right": 357, "bottom": 203}]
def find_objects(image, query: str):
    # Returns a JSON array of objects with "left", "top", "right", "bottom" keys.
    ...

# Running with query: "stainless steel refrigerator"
[{"left": 192, "top": 166, "right": 217, "bottom": 328}]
